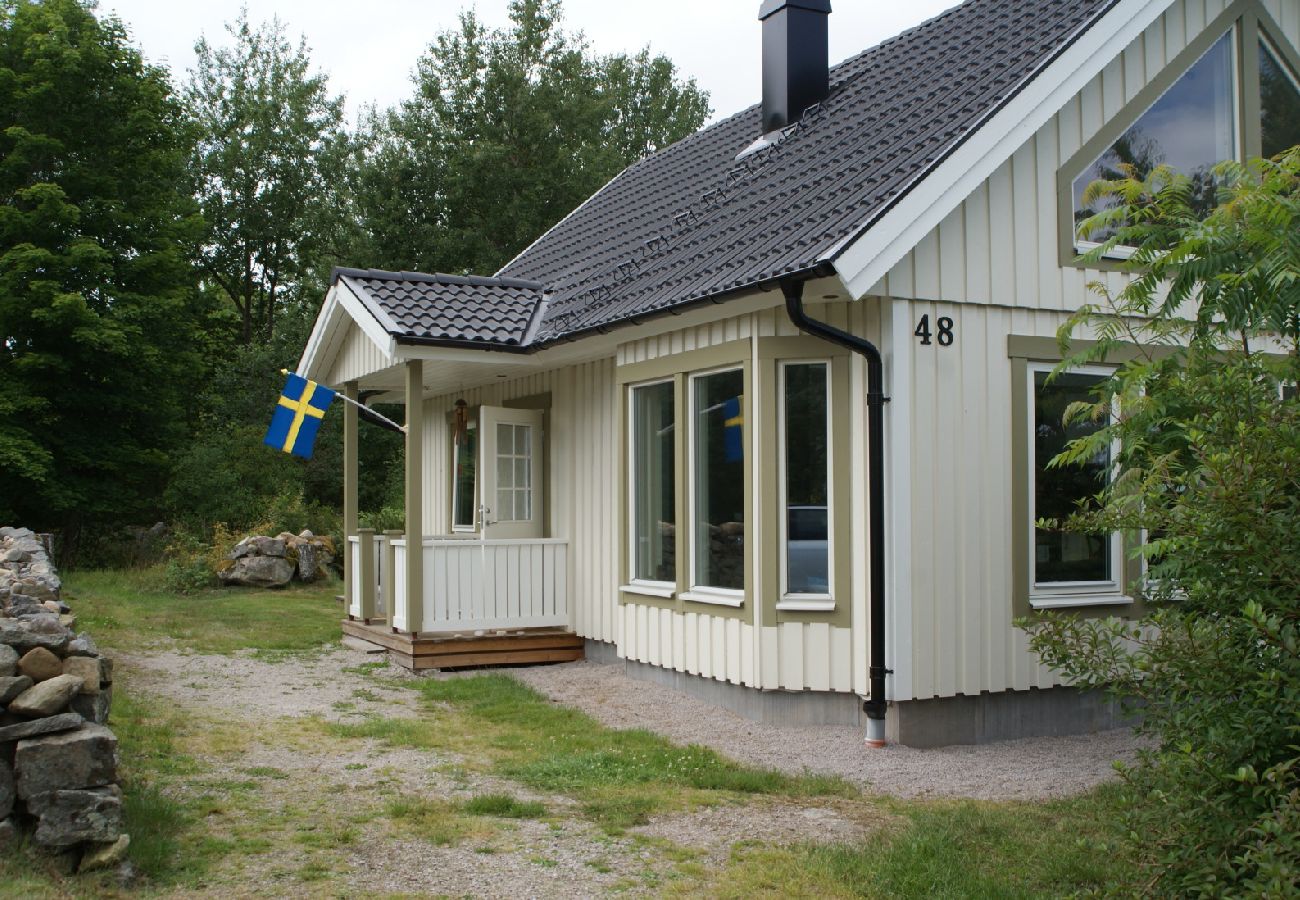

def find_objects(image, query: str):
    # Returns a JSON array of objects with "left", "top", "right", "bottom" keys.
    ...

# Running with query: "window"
[
  {"left": 1260, "top": 38, "right": 1300, "bottom": 158},
  {"left": 452, "top": 420, "right": 478, "bottom": 531},
  {"left": 780, "top": 362, "right": 831, "bottom": 599},
  {"left": 1072, "top": 31, "right": 1236, "bottom": 244},
  {"left": 690, "top": 368, "right": 745, "bottom": 593},
  {"left": 1029, "top": 364, "right": 1124, "bottom": 605},
  {"left": 629, "top": 381, "right": 676, "bottom": 585},
  {"left": 494, "top": 423, "right": 532, "bottom": 522}
]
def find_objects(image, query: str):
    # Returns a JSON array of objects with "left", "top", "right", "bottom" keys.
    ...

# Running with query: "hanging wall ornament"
[{"left": 453, "top": 399, "right": 469, "bottom": 446}]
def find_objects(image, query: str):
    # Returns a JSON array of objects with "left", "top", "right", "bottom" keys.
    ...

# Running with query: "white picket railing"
[
  {"left": 346, "top": 533, "right": 387, "bottom": 620},
  {"left": 387, "top": 537, "right": 569, "bottom": 633}
]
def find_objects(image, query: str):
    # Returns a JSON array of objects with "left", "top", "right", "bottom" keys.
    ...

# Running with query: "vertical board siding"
[
  {"left": 878, "top": 0, "right": 1300, "bottom": 311},
  {"left": 327, "top": 324, "right": 391, "bottom": 386}
]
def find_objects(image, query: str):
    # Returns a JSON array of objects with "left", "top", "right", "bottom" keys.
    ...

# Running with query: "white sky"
[{"left": 97, "top": 0, "right": 958, "bottom": 125}]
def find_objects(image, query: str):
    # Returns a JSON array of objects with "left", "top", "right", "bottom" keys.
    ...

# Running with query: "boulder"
[
  {"left": 0, "top": 817, "right": 14, "bottom": 851},
  {"left": 254, "top": 537, "right": 287, "bottom": 558},
  {"left": 62, "top": 657, "right": 103, "bottom": 695},
  {"left": 0, "top": 759, "right": 12, "bottom": 819},
  {"left": 296, "top": 541, "right": 321, "bottom": 582},
  {"left": 0, "top": 675, "right": 32, "bottom": 704},
  {"left": 71, "top": 688, "right": 111, "bottom": 725},
  {"left": 0, "top": 712, "right": 82, "bottom": 743},
  {"left": 28, "top": 785, "right": 123, "bottom": 847},
  {"left": 217, "top": 555, "right": 295, "bottom": 588},
  {"left": 3, "top": 548, "right": 28, "bottom": 564},
  {"left": 67, "top": 633, "right": 99, "bottom": 657},
  {"left": 9, "top": 674, "right": 82, "bottom": 717},
  {"left": 15, "top": 724, "right": 117, "bottom": 798},
  {"left": 18, "top": 646, "right": 62, "bottom": 682},
  {"left": 0, "top": 644, "right": 16, "bottom": 677},
  {"left": 80, "top": 833, "right": 131, "bottom": 872}
]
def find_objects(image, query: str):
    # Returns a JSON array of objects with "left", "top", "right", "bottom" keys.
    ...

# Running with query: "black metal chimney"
[{"left": 759, "top": 0, "right": 831, "bottom": 134}]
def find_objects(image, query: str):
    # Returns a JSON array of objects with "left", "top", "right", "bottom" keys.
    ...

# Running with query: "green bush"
[{"left": 1022, "top": 150, "right": 1300, "bottom": 896}]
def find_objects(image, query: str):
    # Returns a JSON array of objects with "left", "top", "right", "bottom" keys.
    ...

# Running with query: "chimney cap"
[{"left": 758, "top": 0, "right": 831, "bottom": 21}]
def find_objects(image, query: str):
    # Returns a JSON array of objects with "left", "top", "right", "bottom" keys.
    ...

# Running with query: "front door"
[{"left": 478, "top": 406, "right": 544, "bottom": 540}]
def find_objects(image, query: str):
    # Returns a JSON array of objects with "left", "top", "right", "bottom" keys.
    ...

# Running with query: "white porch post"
[
  {"left": 402, "top": 360, "right": 424, "bottom": 634},
  {"left": 343, "top": 380, "right": 359, "bottom": 615}
]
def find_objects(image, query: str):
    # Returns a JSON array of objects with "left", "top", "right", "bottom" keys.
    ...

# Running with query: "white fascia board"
[
  {"left": 394, "top": 344, "right": 541, "bottom": 366},
  {"left": 831, "top": 0, "right": 1175, "bottom": 300},
  {"left": 296, "top": 286, "right": 344, "bottom": 381},
  {"left": 336, "top": 277, "right": 399, "bottom": 357}
]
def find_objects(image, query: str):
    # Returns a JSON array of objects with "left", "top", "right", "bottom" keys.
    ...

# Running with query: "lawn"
[{"left": 0, "top": 570, "right": 1138, "bottom": 897}]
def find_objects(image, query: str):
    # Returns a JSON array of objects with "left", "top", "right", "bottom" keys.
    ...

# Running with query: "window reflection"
[{"left": 1260, "top": 40, "right": 1300, "bottom": 159}]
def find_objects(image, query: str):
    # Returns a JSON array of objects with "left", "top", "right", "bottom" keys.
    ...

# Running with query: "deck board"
[{"left": 341, "top": 619, "right": 584, "bottom": 671}]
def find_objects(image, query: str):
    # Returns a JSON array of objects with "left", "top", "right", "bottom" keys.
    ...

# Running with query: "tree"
[
  {"left": 0, "top": 0, "right": 204, "bottom": 544},
  {"left": 349, "top": 0, "right": 710, "bottom": 275},
  {"left": 1023, "top": 149, "right": 1300, "bottom": 895},
  {"left": 186, "top": 12, "right": 349, "bottom": 344}
]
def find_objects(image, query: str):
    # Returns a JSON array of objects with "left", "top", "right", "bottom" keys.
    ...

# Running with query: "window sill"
[
  {"left": 1074, "top": 239, "right": 1136, "bottom": 261},
  {"left": 680, "top": 588, "right": 745, "bottom": 608},
  {"left": 776, "top": 596, "right": 835, "bottom": 612},
  {"left": 620, "top": 582, "right": 676, "bottom": 600},
  {"left": 1030, "top": 593, "right": 1133, "bottom": 610}
]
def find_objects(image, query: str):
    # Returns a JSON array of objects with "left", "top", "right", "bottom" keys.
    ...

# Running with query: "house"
[{"left": 298, "top": 0, "right": 1300, "bottom": 747}]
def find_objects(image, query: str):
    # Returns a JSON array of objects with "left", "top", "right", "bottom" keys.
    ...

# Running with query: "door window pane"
[
  {"left": 1034, "top": 371, "right": 1111, "bottom": 584},
  {"left": 783, "top": 363, "right": 830, "bottom": 594},
  {"left": 693, "top": 369, "right": 745, "bottom": 590},
  {"left": 495, "top": 423, "right": 532, "bottom": 522},
  {"left": 1260, "top": 40, "right": 1300, "bottom": 159},
  {"left": 1073, "top": 31, "right": 1235, "bottom": 240},
  {"left": 631, "top": 382, "right": 675, "bottom": 582},
  {"left": 452, "top": 422, "right": 478, "bottom": 529}
]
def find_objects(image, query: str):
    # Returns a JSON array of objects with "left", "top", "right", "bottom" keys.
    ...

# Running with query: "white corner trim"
[{"left": 831, "top": 0, "right": 1176, "bottom": 300}]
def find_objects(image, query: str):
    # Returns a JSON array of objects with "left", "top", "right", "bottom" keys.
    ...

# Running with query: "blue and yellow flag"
[{"left": 265, "top": 373, "right": 335, "bottom": 459}]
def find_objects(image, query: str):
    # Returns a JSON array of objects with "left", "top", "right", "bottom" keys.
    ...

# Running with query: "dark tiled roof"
[
  {"left": 340, "top": 0, "right": 1120, "bottom": 349},
  {"left": 338, "top": 269, "right": 545, "bottom": 348}
]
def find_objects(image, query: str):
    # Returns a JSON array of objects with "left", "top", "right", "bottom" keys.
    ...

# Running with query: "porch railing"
[
  {"left": 346, "top": 531, "right": 388, "bottom": 621},
  {"left": 383, "top": 537, "right": 569, "bottom": 633}
]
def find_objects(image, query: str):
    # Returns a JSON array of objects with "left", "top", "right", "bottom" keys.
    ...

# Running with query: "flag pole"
[{"left": 280, "top": 370, "right": 407, "bottom": 434}]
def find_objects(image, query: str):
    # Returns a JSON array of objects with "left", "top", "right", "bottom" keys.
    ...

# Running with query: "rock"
[
  {"left": 0, "top": 644, "right": 16, "bottom": 677},
  {"left": 58, "top": 614, "right": 77, "bottom": 629},
  {"left": 15, "top": 724, "right": 117, "bottom": 798},
  {"left": 3, "top": 548, "right": 28, "bottom": 564},
  {"left": 22, "top": 580, "right": 57, "bottom": 603},
  {"left": 256, "top": 537, "right": 287, "bottom": 558},
  {"left": 230, "top": 538, "right": 256, "bottom": 560},
  {"left": 23, "top": 614, "right": 69, "bottom": 636},
  {"left": 9, "top": 674, "right": 82, "bottom": 717},
  {"left": 42, "top": 600, "right": 60, "bottom": 613},
  {"left": 0, "top": 619, "right": 68, "bottom": 654},
  {"left": 299, "top": 529, "right": 314, "bottom": 539},
  {"left": 0, "top": 675, "right": 32, "bottom": 704},
  {"left": 71, "top": 687, "right": 111, "bottom": 725},
  {"left": 217, "top": 555, "right": 295, "bottom": 588},
  {"left": 67, "top": 632, "right": 99, "bottom": 657},
  {"left": 0, "top": 712, "right": 82, "bottom": 742},
  {"left": 79, "top": 833, "right": 130, "bottom": 872},
  {"left": 0, "top": 817, "right": 14, "bottom": 851},
  {"left": 0, "top": 759, "right": 12, "bottom": 819},
  {"left": 28, "top": 785, "right": 123, "bottom": 847},
  {"left": 62, "top": 657, "right": 103, "bottom": 695},
  {"left": 296, "top": 541, "right": 320, "bottom": 582},
  {"left": 18, "top": 646, "right": 62, "bottom": 682}
]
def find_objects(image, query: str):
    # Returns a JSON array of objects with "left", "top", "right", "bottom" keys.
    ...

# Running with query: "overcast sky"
[{"left": 97, "top": 0, "right": 958, "bottom": 125}]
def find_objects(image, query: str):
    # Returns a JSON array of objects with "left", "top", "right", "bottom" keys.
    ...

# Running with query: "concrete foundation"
[{"left": 584, "top": 639, "right": 1134, "bottom": 746}]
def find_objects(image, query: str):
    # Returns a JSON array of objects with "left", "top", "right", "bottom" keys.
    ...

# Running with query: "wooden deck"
[{"left": 341, "top": 619, "right": 584, "bottom": 671}]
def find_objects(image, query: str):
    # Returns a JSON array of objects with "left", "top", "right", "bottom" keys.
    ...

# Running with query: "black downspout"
[{"left": 782, "top": 279, "right": 890, "bottom": 747}]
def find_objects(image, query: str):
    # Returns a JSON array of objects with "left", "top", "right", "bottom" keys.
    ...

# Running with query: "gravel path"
[{"left": 514, "top": 659, "right": 1141, "bottom": 801}]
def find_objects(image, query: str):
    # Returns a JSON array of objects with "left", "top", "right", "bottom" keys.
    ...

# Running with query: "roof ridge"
[{"left": 332, "top": 266, "right": 545, "bottom": 292}]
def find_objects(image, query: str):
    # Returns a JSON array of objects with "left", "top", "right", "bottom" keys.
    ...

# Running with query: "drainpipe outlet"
[{"left": 865, "top": 715, "right": 886, "bottom": 748}]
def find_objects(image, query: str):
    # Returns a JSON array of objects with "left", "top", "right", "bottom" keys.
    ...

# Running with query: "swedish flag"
[{"left": 265, "top": 373, "right": 335, "bottom": 459}]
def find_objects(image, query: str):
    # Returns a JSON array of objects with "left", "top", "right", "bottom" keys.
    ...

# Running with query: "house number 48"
[{"left": 914, "top": 314, "right": 954, "bottom": 347}]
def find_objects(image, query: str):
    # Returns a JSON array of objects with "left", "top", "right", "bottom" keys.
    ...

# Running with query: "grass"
[
  {"left": 63, "top": 567, "right": 341, "bottom": 654},
  {"left": 462, "top": 792, "right": 547, "bottom": 819}
]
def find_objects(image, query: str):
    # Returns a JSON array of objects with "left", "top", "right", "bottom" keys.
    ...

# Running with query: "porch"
[{"left": 344, "top": 530, "right": 582, "bottom": 670}]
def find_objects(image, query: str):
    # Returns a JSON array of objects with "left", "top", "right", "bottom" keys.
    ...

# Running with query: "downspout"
[{"left": 781, "top": 279, "right": 890, "bottom": 748}]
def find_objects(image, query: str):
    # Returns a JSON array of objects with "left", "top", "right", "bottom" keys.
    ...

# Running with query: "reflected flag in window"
[{"left": 723, "top": 395, "right": 743, "bottom": 462}]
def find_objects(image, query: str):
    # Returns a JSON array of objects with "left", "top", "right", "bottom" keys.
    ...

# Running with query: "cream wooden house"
[{"left": 299, "top": 0, "right": 1300, "bottom": 746}]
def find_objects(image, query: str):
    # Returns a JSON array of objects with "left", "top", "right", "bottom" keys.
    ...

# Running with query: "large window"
[
  {"left": 630, "top": 381, "right": 676, "bottom": 585},
  {"left": 781, "top": 362, "right": 830, "bottom": 598},
  {"left": 452, "top": 420, "right": 478, "bottom": 531},
  {"left": 690, "top": 368, "right": 745, "bottom": 592},
  {"left": 1260, "top": 38, "right": 1300, "bottom": 158},
  {"left": 1030, "top": 364, "right": 1122, "bottom": 601}
]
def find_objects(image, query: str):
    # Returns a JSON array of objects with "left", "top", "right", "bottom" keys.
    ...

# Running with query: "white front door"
[{"left": 478, "top": 406, "right": 545, "bottom": 540}]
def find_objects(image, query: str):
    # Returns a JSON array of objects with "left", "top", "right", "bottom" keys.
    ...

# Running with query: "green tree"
[
  {"left": 1023, "top": 150, "right": 1300, "bottom": 895},
  {"left": 0, "top": 0, "right": 204, "bottom": 543},
  {"left": 186, "top": 12, "right": 349, "bottom": 344},
  {"left": 349, "top": 0, "right": 710, "bottom": 275}
]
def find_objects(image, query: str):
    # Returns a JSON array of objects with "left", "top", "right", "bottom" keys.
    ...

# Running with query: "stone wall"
[{"left": 0, "top": 526, "right": 126, "bottom": 873}]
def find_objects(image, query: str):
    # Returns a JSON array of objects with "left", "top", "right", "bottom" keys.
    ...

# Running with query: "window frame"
[
  {"left": 451, "top": 418, "right": 479, "bottom": 533},
  {"left": 776, "top": 359, "right": 836, "bottom": 611},
  {"left": 1025, "top": 360, "right": 1129, "bottom": 609},
  {"left": 624, "top": 377, "right": 678, "bottom": 599},
  {"left": 682, "top": 364, "right": 747, "bottom": 607},
  {"left": 1056, "top": 2, "right": 1300, "bottom": 267}
]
